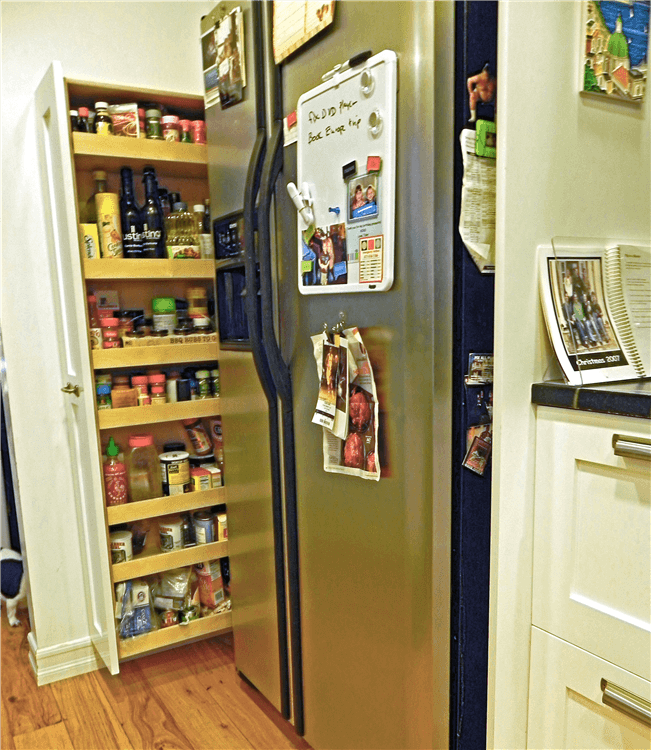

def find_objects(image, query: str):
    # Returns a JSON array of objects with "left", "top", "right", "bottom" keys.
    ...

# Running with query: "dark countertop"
[{"left": 531, "top": 379, "right": 651, "bottom": 420}]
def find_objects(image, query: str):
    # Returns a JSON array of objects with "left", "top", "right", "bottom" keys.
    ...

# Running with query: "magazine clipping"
[{"left": 311, "top": 327, "right": 381, "bottom": 481}]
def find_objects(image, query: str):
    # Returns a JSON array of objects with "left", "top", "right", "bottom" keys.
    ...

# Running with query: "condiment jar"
[
  {"left": 100, "top": 317, "right": 121, "bottom": 348},
  {"left": 179, "top": 120, "right": 192, "bottom": 143},
  {"left": 97, "top": 384, "right": 112, "bottom": 409},
  {"left": 161, "top": 115, "right": 180, "bottom": 142},
  {"left": 69, "top": 110, "right": 80, "bottom": 132},
  {"left": 131, "top": 375, "right": 150, "bottom": 406},
  {"left": 187, "top": 287, "right": 208, "bottom": 322},
  {"left": 150, "top": 386, "right": 167, "bottom": 405},
  {"left": 125, "top": 433, "right": 162, "bottom": 502},
  {"left": 145, "top": 108, "right": 163, "bottom": 140},
  {"left": 195, "top": 370, "right": 211, "bottom": 399},
  {"left": 191, "top": 120, "right": 206, "bottom": 145},
  {"left": 94, "top": 102, "right": 113, "bottom": 135}
]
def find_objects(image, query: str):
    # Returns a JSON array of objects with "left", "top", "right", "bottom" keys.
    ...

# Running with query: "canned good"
[
  {"left": 110, "top": 530, "right": 133, "bottom": 563},
  {"left": 193, "top": 510, "right": 214, "bottom": 544},
  {"left": 159, "top": 451, "right": 191, "bottom": 496},
  {"left": 159, "top": 515, "right": 184, "bottom": 551}
]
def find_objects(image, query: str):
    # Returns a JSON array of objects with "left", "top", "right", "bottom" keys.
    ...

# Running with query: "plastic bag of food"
[{"left": 116, "top": 579, "right": 157, "bottom": 639}]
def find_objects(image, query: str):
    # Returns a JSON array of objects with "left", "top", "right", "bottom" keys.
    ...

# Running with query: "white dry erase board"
[{"left": 296, "top": 50, "right": 397, "bottom": 294}]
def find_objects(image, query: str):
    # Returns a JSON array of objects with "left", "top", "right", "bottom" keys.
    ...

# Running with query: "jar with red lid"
[
  {"left": 190, "top": 120, "right": 206, "bottom": 145},
  {"left": 161, "top": 115, "right": 180, "bottom": 142},
  {"left": 179, "top": 120, "right": 192, "bottom": 143},
  {"left": 148, "top": 373, "right": 166, "bottom": 388},
  {"left": 100, "top": 317, "right": 121, "bottom": 348},
  {"left": 150, "top": 386, "right": 167, "bottom": 405}
]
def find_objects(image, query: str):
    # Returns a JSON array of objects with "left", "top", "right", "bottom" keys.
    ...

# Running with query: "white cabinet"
[
  {"left": 530, "top": 406, "right": 651, "bottom": 748},
  {"left": 533, "top": 407, "right": 651, "bottom": 680},
  {"left": 528, "top": 627, "right": 650, "bottom": 750}
]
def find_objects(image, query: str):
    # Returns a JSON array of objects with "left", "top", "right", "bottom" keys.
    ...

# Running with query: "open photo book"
[{"left": 538, "top": 239, "right": 650, "bottom": 385}]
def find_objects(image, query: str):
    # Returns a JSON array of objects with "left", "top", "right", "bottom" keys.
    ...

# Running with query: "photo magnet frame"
[{"left": 297, "top": 50, "right": 397, "bottom": 294}]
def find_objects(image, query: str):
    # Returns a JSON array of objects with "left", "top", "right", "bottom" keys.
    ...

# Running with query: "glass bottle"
[
  {"left": 69, "top": 110, "right": 80, "bottom": 132},
  {"left": 120, "top": 167, "right": 144, "bottom": 258},
  {"left": 85, "top": 170, "right": 108, "bottom": 223},
  {"left": 78, "top": 107, "right": 90, "bottom": 133},
  {"left": 167, "top": 202, "right": 200, "bottom": 259},
  {"left": 193, "top": 205, "right": 205, "bottom": 237},
  {"left": 141, "top": 168, "right": 166, "bottom": 258},
  {"left": 203, "top": 199, "right": 211, "bottom": 234},
  {"left": 94, "top": 101, "right": 113, "bottom": 135},
  {"left": 125, "top": 433, "right": 162, "bottom": 502}
]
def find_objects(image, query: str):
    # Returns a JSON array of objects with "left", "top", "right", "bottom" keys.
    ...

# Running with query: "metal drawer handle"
[
  {"left": 612, "top": 434, "right": 651, "bottom": 461},
  {"left": 601, "top": 678, "right": 651, "bottom": 727}
]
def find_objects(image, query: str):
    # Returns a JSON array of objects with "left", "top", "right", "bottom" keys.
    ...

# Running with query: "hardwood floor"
[{"left": 2, "top": 607, "right": 311, "bottom": 750}]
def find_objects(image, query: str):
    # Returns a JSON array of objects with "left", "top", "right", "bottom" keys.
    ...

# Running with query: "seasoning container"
[
  {"left": 78, "top": 107, "right": 90, "bottom": 133},
  {"left": 159, "top": 515, "right": 184, "bottom": 552},
  {"left": 150, "top": 386, "right": 166, "bottom": 405},
  {"left": 113, "top": 375, "right": 130, "bottom": 388},
  {"left": 104, "top": 437, "right": 128, "bottom": 507},
  {"left": 211, "top": 367, "right": 220, "bottom": 397},
  {"left": 204, "top": 464, "right": 223, "bottom": 489},
  {"left": 110, "top": 530, "right": 133, "bottom": 563},
  {"left": 182, "top": 418, "right": 213, "bottom": 456},
  {"left": 159, "top": 451, "right": 191, "bottom": 496},
  {"left": 152, "top": 297, "right": 176, "bottom": 332},
  {"left": 161, "top": 115, "right": 180, "bottom": 142},
  {"left": 94, "top": 102, "right": 114, "bottom": 135},
  {"left": 131, "top": 375, "right": 150, "bottom": 406},
  {"left": 195, "top": 370, "right": 211, "bottom": 399},
  {"left": 177, "top": 378, "right": 191, "bottom": 402},
  {"left": 193, "top": 510, "right": 215, "bottom": 544},
  {"left": 69, "top": 110, "right": 80, "bottom": 132},
  {"left": 191, "top": 467, "right": 211, "bottom": 492},
  {"left": 138, "top": 108, "right": 146, "bottom": 138},
  {"left": 166, "top": 371, "right": 180, "bottom": 403},
  {"left": 97, "top": 384, "right": 112, "bottom": 409},
  {"left": 100, "top": 317, "right": 121, "bottom": 348},
  {"left": 179, "top": 120, "right": 192, "bottom": 143},
  {"left": 187, "top": 287, "right": 209, "bottom": 323},
  {"left": 145, "top": 108, "right": 163, "bottom": 140},
  {"left": 181, "top": 514, "right": 196, "bottom": 548},
  {"left": 216, "top": 511, "right": 228, "bottom": 541},
  {"left": 116, "top": 313, "right": 134, "bottom": 341},
  {"left": 96, "top": 193, "right": 124, "bottom": 258},
  {"left": 191, "top": 120, "right": 207, "bottom": 144}
]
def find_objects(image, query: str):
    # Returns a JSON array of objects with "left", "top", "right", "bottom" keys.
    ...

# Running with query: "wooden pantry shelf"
[
  {"left": 98, "top": 398, "right": 220, "bottom": 429},
  {"left": 84, "top": 258, "right": 216, "bottom": 279},
  {"left": 72, "top": 133, "right": 207, "bottom": 179},
  {"left": 112, "top": 539, "right": 228, "bottom": 583},
  {"left": 118, "top": 609, "right": 232, "bottom": 660},
  {"left": 107, "top": 488, "right": 224, "bottom": 525},
  {"left": 92, "top": 342, "right": 219, "bottom": 369}
]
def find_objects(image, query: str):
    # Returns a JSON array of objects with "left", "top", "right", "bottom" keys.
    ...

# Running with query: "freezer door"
[
  {"left": 34, "top": 62, "right": 119, "bottom": 675},
  {"left": 274, "top": 3, "right": 454, "bottom": 749},
  {"left": 204, "top": 1, "right": 286, "bottom": 717}
]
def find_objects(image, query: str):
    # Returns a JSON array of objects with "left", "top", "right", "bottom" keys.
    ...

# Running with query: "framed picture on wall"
[{"left": 581, "top": 0, "right": 649, "bottom": 103}]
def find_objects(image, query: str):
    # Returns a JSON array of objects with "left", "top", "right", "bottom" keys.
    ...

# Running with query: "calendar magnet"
[
  {"left": 366, "top": 156, "right": 382, "bottom": 172},
  {"left": 342, "top": 161, "right": 357, "bottom": 180}
]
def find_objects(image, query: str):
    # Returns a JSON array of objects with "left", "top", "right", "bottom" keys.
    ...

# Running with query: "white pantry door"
[{"left": 34, "top": 62, "right": 118, "bottom": 674}]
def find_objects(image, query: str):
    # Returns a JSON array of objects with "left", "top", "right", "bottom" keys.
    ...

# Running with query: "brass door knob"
[{"left": 61, "top": 382, "right": 82, "bottom": 397}]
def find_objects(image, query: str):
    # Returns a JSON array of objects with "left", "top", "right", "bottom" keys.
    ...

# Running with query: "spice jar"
[
  {"left": 145, "top": 108, "right": 163, "bottom": 140},
  {"left": 161, "top": 115, "right": 180, "bottom": 142},
  {"left": 131, "top": 375, "right": 150, "bottom": 406},
  {"left": 138, "top": 108, "right": 146, "bottom": 138},
  {"left": 179, "top": 120, "right": 192, "bottom": 143},
  {"left": 191, "top": 120, "right": 206, "bottom": 145},
  {"left": 150, "top": 386, "right": 167, "bottom": 405},
  {"left": 94, "top": 102, "right": 113, "bottom": 135},
  {"left": 97, "top": 384, "right": 112, "bottom": 409},
  {"left": 100, "top": 317, "right": 121, "bottom": 348}
]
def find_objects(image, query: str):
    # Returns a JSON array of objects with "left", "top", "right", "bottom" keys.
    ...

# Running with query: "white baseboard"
[{"left": 28, "top": 631, "right": 104, "bottom": 685}]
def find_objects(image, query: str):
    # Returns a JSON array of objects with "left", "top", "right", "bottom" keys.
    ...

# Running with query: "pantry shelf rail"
[
  {"left": 98, "top": 397, "right": 220, "bottom": 429},
  {"left": 92, "top": 343, "right": 220, "bottom": 369},
  {"left": 84, "top": 258, "right": 217, "bottom": 280},
  {"left": 106, "top": 488, "right": 225, "bottom": 525},
  {"left": 117, "top": 608, "right": 232, "bottom": 659},
  {"left": 111, "top": 539, "right": 229, "bottom": 582}
]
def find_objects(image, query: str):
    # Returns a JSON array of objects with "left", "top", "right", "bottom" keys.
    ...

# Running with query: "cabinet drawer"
[
  {"left": 533, "top": 408, "right": 651, "bottom": 680},
  {"left": 528, "top": 627, "right": 650, "bottom": 749}
]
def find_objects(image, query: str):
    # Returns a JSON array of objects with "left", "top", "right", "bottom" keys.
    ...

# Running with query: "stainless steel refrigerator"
[{"left": 203, "top": 2, "right": 454, "bottom": 748}]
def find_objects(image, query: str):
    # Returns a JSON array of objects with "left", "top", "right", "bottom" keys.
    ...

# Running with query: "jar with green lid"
[
  {"left": 151, "top": 296, "right": 176, "bottom": 332},
  {"left": 145, "top": 108, "right": 163, "bottom": 140},
  {"left": 195, "top": 370, "right": 211, "bottom": 399}
]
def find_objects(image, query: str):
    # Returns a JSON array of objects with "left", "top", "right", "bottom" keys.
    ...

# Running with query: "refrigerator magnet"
[{"left": 366, "top": 156, "right": 382, "bottom": 172}]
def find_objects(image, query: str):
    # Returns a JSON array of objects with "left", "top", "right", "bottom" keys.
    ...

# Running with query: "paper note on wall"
[{"left": 273, "top": 1, "right": 335, "bottom": 63}]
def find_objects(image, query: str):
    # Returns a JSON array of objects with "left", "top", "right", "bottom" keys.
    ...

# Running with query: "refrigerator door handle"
[{"left": 257, "top": 114, "right": 306, "bottom": 737}]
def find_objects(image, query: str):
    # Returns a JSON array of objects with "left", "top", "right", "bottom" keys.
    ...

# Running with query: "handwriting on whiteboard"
[{"left": 307, "top": 100, "right": 361, "bottom": 145}]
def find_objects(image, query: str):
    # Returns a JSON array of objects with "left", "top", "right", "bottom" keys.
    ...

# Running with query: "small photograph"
[
  {"left": 216, "top": 8, "right": 246, "bottom": 109},
  {"left": 548, "top": 257, "right": 618, "bottom": 357},
  {"left": 348, "top": 173, "right": 379, "bottom": 221},
  {"left": 463, "top": 432, "right": 492, "bottom": 476},
  {"left": 201, "top": 28, "right": 217, "bottom": 70},
  {"left": 301, "top": 223, "right": 347, "bottom": 287}
]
